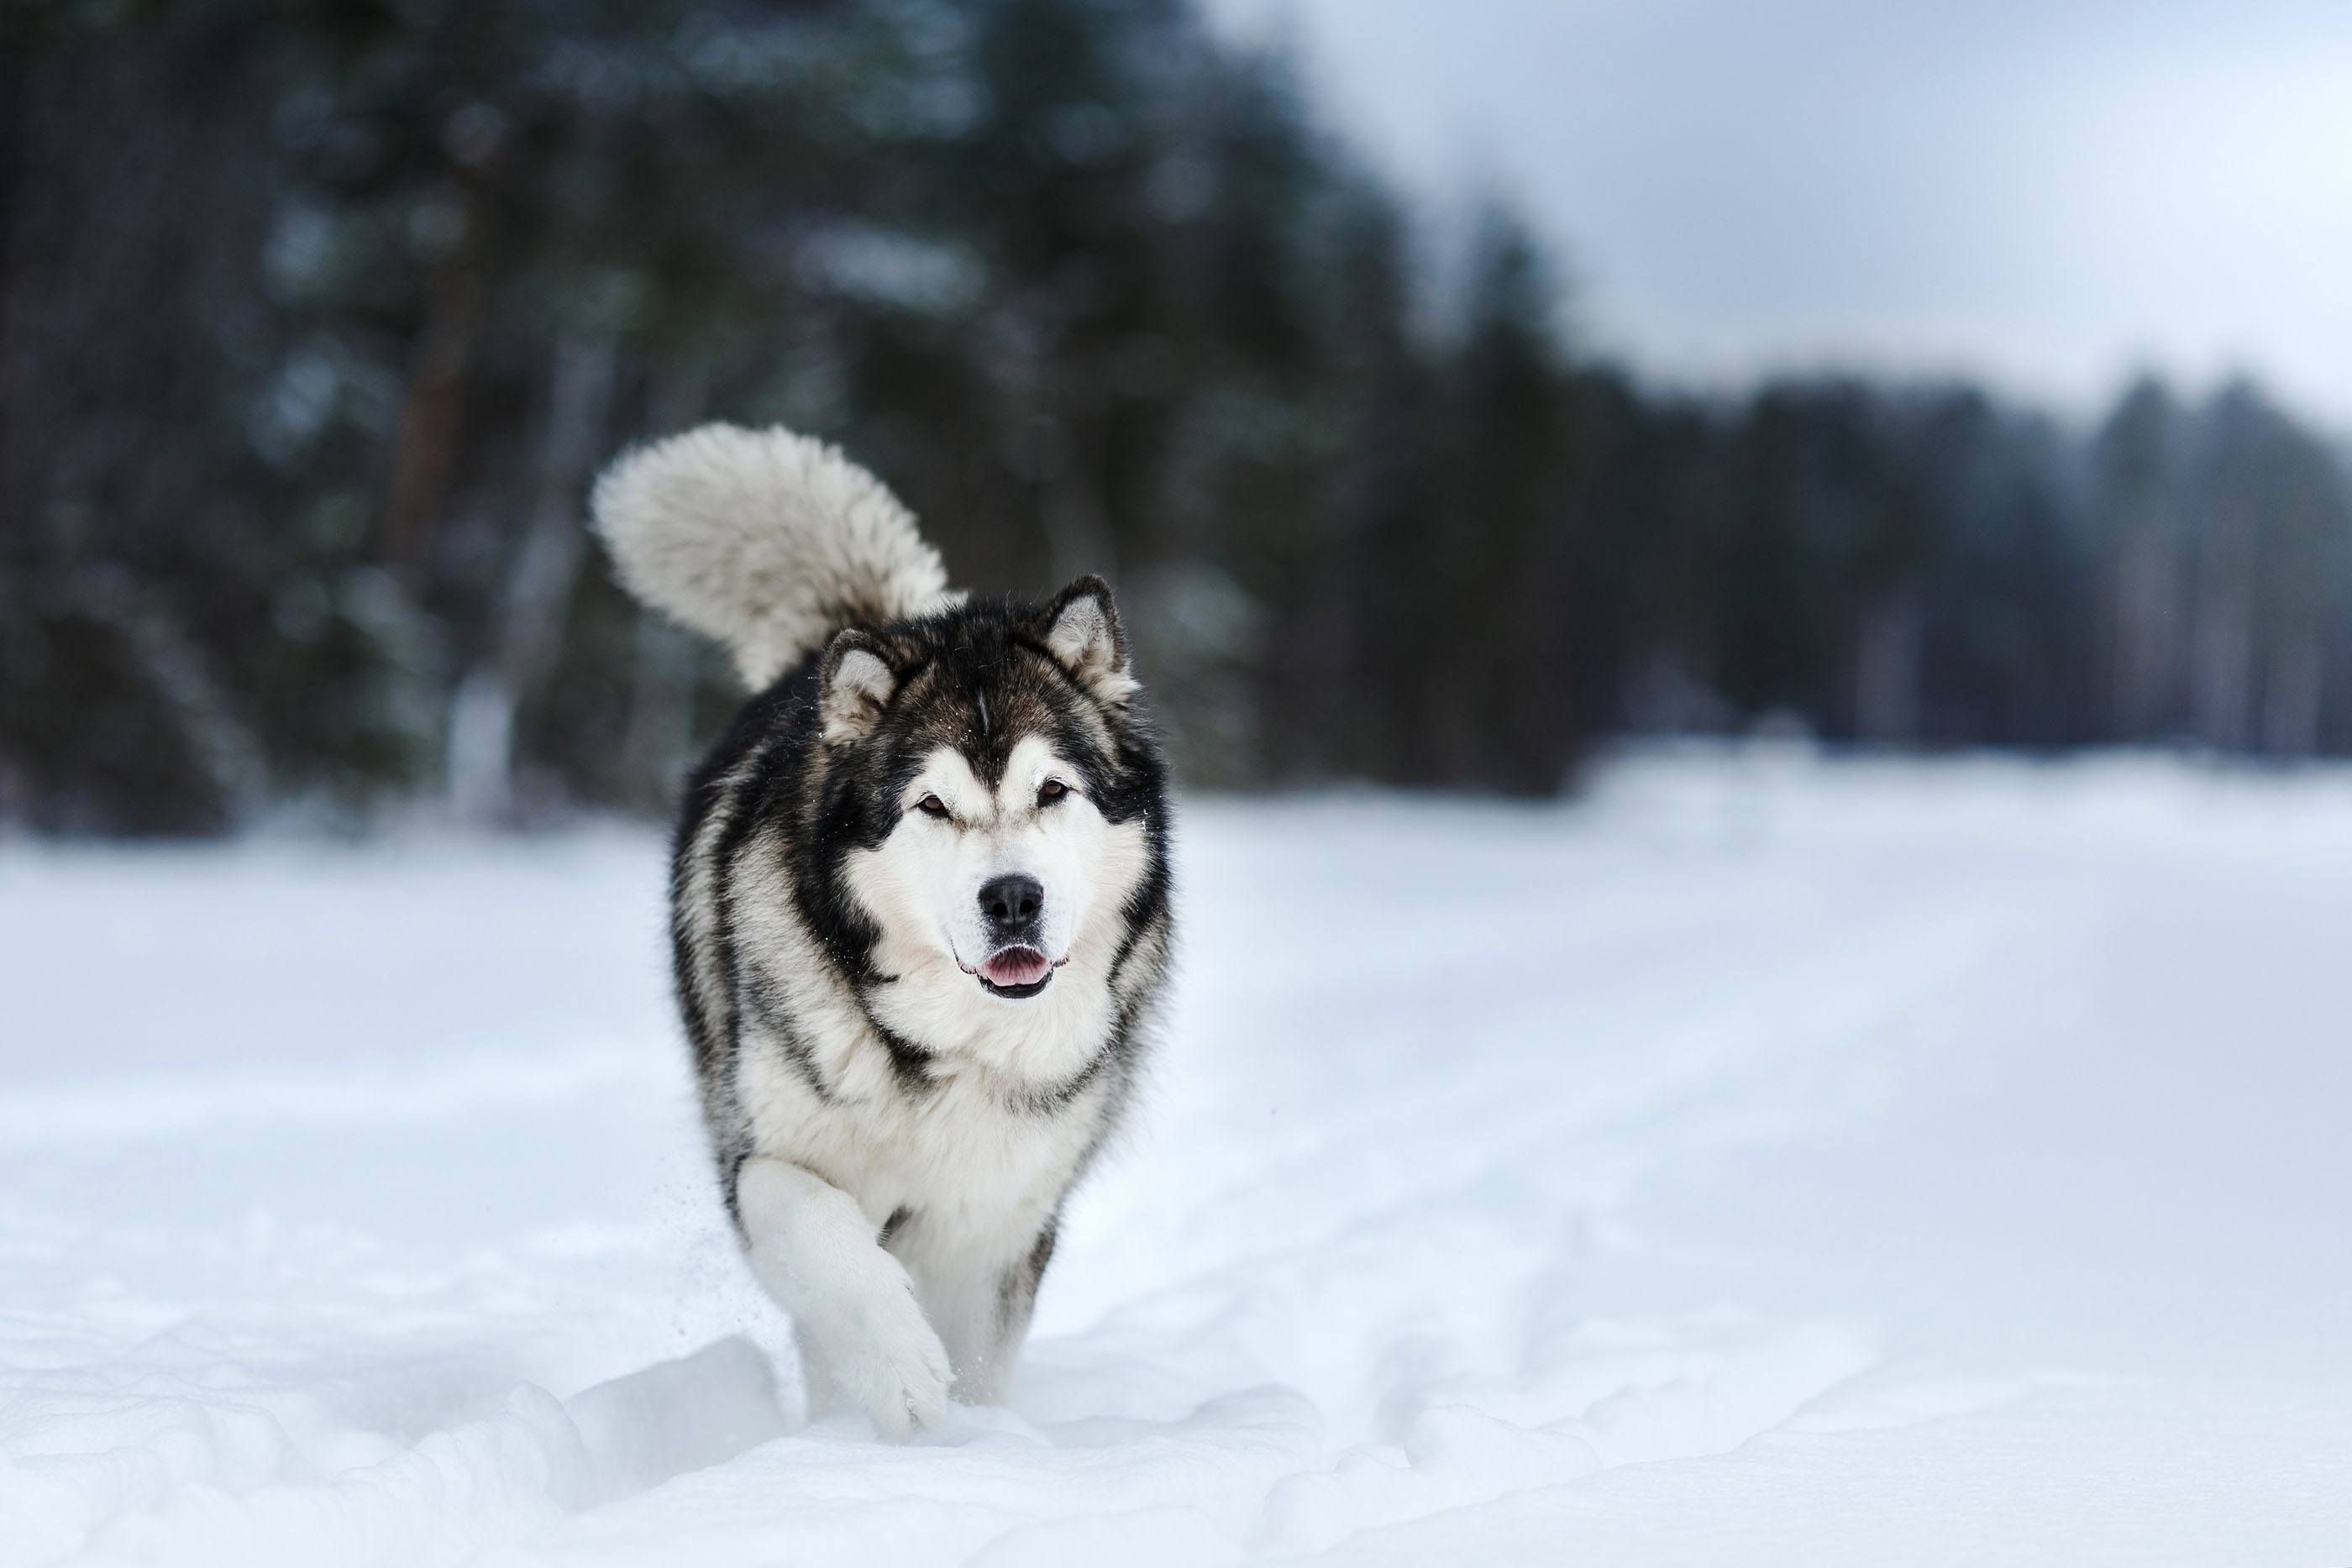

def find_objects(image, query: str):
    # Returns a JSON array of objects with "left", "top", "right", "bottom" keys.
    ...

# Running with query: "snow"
[{"left": 3, "top": 747, "right": 2348, "bottom": 1565}]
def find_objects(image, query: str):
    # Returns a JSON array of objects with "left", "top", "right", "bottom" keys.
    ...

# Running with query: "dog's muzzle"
[{"left": 970, "top": 874, "right": 1058, "bottom": 998}]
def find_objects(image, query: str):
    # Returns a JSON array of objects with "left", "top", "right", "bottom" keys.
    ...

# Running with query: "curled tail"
[{"left": 591, "top": 423, "right": 954, "bottom": 689}]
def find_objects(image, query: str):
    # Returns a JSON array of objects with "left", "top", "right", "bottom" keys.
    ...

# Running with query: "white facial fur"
[{"left": 847, "top": 735, "right": 1149, "bottom": 1079}]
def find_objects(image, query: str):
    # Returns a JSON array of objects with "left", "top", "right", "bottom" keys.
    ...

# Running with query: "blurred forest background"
[{"left": 6, "top": 0, "right": 2351, "bottom": 835}]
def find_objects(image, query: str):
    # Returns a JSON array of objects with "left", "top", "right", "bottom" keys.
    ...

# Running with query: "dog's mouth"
[{"left": 958, "top": 945, "right": 1063, "bottom": 999}]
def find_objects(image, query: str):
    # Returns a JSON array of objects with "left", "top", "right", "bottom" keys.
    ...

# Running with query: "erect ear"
[
  {"left": 818, "top": 628, "right": 898, "bottom": 744},
  {"left": 1041, "top": 574, "right": 1136, "bottom": 705}
]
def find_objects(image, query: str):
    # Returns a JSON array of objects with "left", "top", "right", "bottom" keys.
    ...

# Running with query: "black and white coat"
[{"left": 595, "top": 425, "right": 1173, "bottom": 1435}]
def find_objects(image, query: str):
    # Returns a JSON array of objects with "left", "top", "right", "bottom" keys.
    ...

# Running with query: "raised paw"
[{"left": 801, "top": 1286, "right": 952, "bottom": 1440}]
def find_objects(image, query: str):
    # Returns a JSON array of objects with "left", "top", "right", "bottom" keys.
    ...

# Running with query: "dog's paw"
[
  {"left": 797, "top": 1261, "right": 952, "bottom": 1440},
  {"left": 821, "top": 1290, "right": 952, "bottom": 1440}
]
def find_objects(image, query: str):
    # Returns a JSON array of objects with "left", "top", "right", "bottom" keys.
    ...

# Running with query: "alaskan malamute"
[{"left": 592, "top": 425, "right": 1173, "bottom": 1436}]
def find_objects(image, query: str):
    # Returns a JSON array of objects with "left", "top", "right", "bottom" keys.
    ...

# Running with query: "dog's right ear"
[{"left": 819, "top": 629, "right": 898, "bottom": 745}]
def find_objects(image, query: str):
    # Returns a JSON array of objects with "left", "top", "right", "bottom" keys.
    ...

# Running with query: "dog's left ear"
[{"left": 1042, "top": 574, "right": 1136, "bottom": 705}]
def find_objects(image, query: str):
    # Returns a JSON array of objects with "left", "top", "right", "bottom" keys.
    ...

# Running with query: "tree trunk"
[
  {"left": 2262, "top": 629, "right": 2323, "bottom": 758},
  {"left": 380, "top": 177, "right": 491, "bottom": 567},
  {"left": 2187, "top": 586, "right": 2252, "bottom": 753},
  {"left": 446, "top": 331, "right": 617, "bottom": 823},
  {"left": 2106, "top": 532, "right": 2180, "bottom": 742},
  {"left": 1853, "top": 588, "right": 1923, "bottom": 744}
]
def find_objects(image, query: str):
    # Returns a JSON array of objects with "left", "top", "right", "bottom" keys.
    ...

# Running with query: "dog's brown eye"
[
  {"left": 915, "top": 794, "right": 950, "bottom": 819},
  {"left": 1037, "top": 779, "right": 1068, "bottom": 805}
]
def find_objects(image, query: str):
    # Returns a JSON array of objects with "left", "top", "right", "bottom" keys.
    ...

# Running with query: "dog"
[{"left": 591, "top": 424, "right": 1173, "bottom": 1436}]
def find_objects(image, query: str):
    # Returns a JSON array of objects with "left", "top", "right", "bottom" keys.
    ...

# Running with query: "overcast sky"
[{"left": 1200, "top": 0, "right": 2352, "bottom": 430}]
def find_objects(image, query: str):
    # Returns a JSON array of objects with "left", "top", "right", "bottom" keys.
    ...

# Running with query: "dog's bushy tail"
[{"left": 591, "top": 423, "right": 953, "bottom": 689}]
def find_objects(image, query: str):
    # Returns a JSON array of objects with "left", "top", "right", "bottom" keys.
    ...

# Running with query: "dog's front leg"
[
  {"left": 735, "top": 1156, "right": 951, "bottom": 1439},
  {"left": 917, "top": 1219, "right": 1058, "bottom": 1407}
]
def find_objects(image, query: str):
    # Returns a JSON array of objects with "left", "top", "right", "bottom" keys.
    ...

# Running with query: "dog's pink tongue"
[{"left": 984, "top": 947, "right": 1050, "bottom": 987}]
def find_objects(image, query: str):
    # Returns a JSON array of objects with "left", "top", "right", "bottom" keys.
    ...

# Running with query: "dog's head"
[{"left": 804, "top": 576, "right": 1168, "bottom": 1074}]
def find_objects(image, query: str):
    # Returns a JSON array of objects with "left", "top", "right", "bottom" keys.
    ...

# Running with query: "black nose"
[{"left": 978, "top": 873, "right": 1044, "bottom": 933}]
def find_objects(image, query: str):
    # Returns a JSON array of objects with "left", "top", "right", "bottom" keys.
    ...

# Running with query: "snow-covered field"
[{"left": 3, "top": 748, "right": 2348, "bottom": 1565}]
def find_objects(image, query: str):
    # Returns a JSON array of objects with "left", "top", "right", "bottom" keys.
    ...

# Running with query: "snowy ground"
[{"left": 3, "top": 747, "right": 2348, "bottom": 1565}]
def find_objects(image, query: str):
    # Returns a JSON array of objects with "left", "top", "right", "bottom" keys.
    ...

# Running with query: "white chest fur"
[{"left": 735, "top": 1020, "right": 1105, "bottom": 1242}]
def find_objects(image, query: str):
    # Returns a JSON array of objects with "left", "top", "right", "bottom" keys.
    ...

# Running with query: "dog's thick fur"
[{"left": 594, "top": 424, "right": 1173, "bottom": 1435}]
